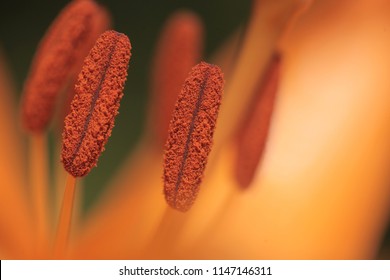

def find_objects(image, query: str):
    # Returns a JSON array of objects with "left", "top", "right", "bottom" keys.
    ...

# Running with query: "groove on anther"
[
  {"left": 163, "top": 62, "right": 224, "bottom": 212},
  {"left": 61, "top": 30, "right": 131, "bottom": 177}
]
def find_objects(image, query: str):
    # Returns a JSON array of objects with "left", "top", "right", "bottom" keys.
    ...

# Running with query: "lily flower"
[{"left": 1, "top": 0, "right": 390, "bottom": 260}]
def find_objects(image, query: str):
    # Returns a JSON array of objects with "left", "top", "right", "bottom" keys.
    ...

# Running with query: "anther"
[
  {"left": 21, "top": 0, "right": 110, "bottom": 133},
  {"left": 61, "top": 30, "right": 131, "bottom": 177},
  {"left": 150, "top": 11, "right": 204, "bottom": 146},
  {"left": 163, "top": 62, "right": 224, "bottom": 212},
  {"left": 235, "top": 53, "right": 281, "bottom": 189}
]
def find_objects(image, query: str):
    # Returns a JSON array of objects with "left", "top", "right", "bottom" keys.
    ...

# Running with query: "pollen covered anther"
[
  {"left": 61, "top": 30, "right": 131, "bottom": 177},
  {"left": 235, "top": 53, "right": 281, "bottom": 189},
  {"left": 163, "top": 62, "right": 224, "bottom": 212},
  {"left": 21, "top": 0, "right": 110, "bottom": 133},
  {"left": 150, "top": 11, "right": 204, "bottom": 146}
]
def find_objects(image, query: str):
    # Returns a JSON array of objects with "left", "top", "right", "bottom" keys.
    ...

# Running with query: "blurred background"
[
  {"left": 0, "top": 0, "right": 389, "bottom": 258},
  {"left": 0, "top": 0, "right": 250, "bottom": 205}
]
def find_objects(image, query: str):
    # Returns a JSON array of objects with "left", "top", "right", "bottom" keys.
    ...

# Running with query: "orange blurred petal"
[
  {"left": 0, "top": 48, "right": 34, "bottom": 258},
  {"left": 72, "top": 141, "right": 166, "bottom": 259},
  {"left": 214, "top": 0, "right": 312, "bottom": 151},
  {"left": 187, "top": 0, "right": 390, "bottom": 259}
]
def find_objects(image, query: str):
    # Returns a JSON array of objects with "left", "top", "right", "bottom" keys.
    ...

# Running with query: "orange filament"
[
  {"left": 235, "top": 53, "right": 281, "bottom": 188},
  {"left": 144, "top": 207, "right": 188, "bottom": 258},
  {"left": 61, "top": 30, "right": 131, "bottom": 177},
  {"left": 163, "top": 62, "right": 224, "bottom": 212},
  {"left": 54, "top": 174, "right": 76, "bottom": 258},
  {"left": 29, "top": 134, "right": 50, "bottom": 256},
  {"left": 21, "top": 0, "right": 110, "bottom": 133},
  {"left": 150, "top": 11, "right": 204, "bottom": 146}
]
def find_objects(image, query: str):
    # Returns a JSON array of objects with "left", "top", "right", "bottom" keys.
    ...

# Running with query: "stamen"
[
  {"left": 150, "top": 11, "right": 203, "bottom": 146},
  {"left": 21, "top": 0, "right": 110, "bottom": 133},
  {"left": 61, "top": 30, "right": 131, "bottom": 177},
  {"left": 235, "top": 53, "right": 281, "bottom": 188},
  {"left": 54, "top": 174, "right": 76, "bottom": 258},
  {"left": 29, "top": 134, "right": 50, "bottom": 256},
  {"left": 163, "top": 62, "right": 224, "bottom": 212}
]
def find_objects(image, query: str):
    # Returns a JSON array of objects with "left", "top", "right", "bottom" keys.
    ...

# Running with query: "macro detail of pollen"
[
  {"left": 1, "top": 0, "right": 390, "bottom": 260},
  {"left": 163, "top": 62, "right": 224, "bottom": 212},
  {"left": 61, "top": 30, "right": 131, "bottom": 177}
]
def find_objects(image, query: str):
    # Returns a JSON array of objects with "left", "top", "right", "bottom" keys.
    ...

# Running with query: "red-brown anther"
[
  {"left": 57, "top": 4, "right": 111, "bottom": 130},
  {"left": 61, "top": 30, "right": 131, "bottom": 177},
  {"left": 21, "top": 0, "right": 110, "bottom": 133},
  {"left": 163, "top": 62, "right": 224, "bottom": 212},
  {"left": 150, "top": 11, "right": 203, "bottom": 146},
  {"left": 235, "top": 53, "right": 281, "bottom": 189}
]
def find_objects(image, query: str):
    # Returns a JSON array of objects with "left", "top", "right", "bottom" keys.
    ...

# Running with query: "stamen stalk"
[
  {"left": 30, "top": 134, "right": 50, "bottom": 256},
  {"left": 54, "top": 174, "right": 76, "bottom": 258},
  {"left": 144, "top": 207, "right": 187, "bottom": 258}
]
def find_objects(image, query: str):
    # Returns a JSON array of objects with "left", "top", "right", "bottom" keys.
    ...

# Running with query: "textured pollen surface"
[
  {"left": 235, "top": 54, "right": 281, "bottom": 188},
  {"left": 21, "top": 0, "right": 109, "bottom": 133},
  {"left": 163, "top": 62, "right": 224, "bottom": 212},
  {"left": 151, "top": 11, "right": 203, "bottom": 146},
  {"left": 61, "top": 30, "right": 131, "bottom": 177}
]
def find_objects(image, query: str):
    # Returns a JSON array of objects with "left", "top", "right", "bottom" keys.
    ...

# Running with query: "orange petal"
[
  {"left": 0, "top": 48, "right": 34, "bottom": 258},
  {"left": 71, "top": 142, "right": 166, "bottom": 259},
  {"left": 187, "top": 0, "right": 390, "bottom": 259},
  {"left": 213, "top": 0, "right": 312, "bottom": 150}
]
